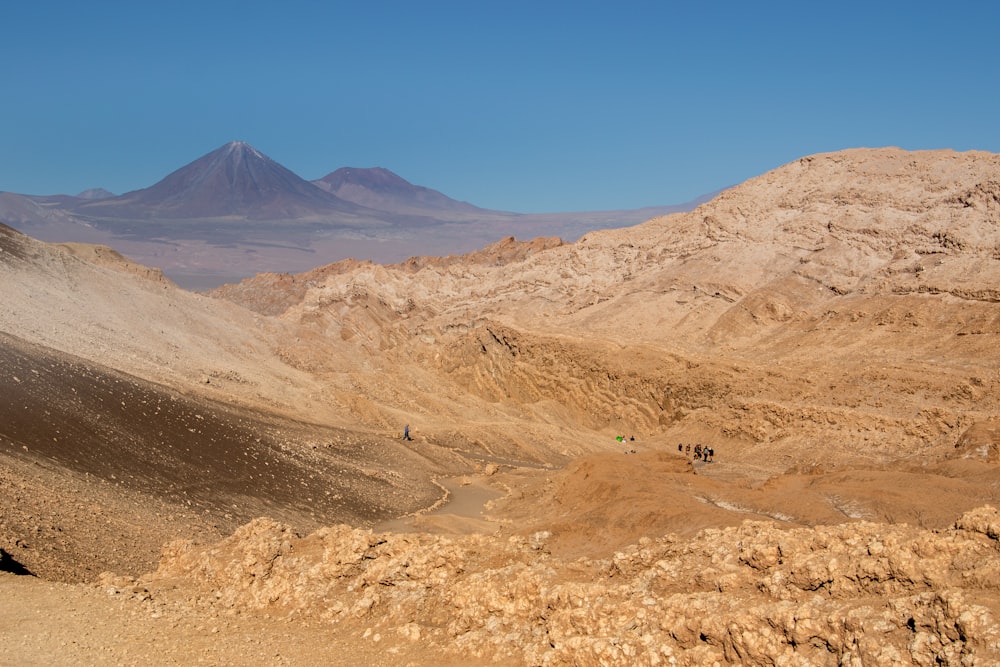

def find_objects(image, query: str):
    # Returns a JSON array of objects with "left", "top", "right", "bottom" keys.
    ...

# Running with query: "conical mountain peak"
[{"left": 75, "top": 142, "right": 363, "bottom": 220}]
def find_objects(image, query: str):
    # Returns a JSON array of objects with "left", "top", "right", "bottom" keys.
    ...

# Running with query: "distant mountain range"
[
  {"left": 2, "top": 141, "right": 512, "bottom": 226},
  {"left": 73, "top": 141, "right": 368, "bottom": 221},
  {"left": 0, "top": 141, "right": 719, "bottom": 288}
]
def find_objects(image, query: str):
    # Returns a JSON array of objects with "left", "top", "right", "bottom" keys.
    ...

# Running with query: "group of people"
[
  {"left": 617, "top": 434, "right": 637, "bottom": 454},
  {"left": 679, "top": 442, "right": 714, "bottom": 462}
]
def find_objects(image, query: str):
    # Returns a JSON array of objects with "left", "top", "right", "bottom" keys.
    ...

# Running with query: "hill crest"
[{"left": 313, "top": 166, "right": 487, "bottom": 215}]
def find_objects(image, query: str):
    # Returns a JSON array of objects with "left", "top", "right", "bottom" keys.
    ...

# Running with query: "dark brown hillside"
[{"left": 0, "top": 332, "right": 448, "bottom": 582}]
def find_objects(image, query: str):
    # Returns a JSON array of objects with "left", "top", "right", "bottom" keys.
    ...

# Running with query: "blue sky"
[{"left": 2, "top": 1, "right": 998, "bottom": 212}]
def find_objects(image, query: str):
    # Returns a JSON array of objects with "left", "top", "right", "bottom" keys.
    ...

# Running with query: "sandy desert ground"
[{"left": 3, "top": 147, "right": 1000, "bottom": 665}]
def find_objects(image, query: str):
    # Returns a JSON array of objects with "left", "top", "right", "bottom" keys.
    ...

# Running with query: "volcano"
[
  {"left": 313, "top": 166, "right": 490, "bottom": 216},
  {"left": 72, "top": 141, "right": 366, "bottom": 221}
]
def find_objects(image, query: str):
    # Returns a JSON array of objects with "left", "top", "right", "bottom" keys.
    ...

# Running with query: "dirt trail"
[{"left": 376, "top": 474, "right": 506, "bottom": 535}]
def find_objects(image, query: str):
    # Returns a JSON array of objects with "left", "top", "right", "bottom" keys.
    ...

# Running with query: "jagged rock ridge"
[{"left": 118, "top": 504, "right": 1000, "bottom": 665}]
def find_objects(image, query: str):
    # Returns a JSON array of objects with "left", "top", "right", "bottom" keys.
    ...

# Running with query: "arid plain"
[{"left": 3, "top": 147, "right": 1000, "bottom": 665}]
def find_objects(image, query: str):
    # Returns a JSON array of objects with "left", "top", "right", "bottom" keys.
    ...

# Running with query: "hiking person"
[{"left": 403, "top": 424, "right": 412, "bottom": 441}]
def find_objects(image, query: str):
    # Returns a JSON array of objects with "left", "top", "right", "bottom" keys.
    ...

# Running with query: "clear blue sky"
[{"left": 2, "top": 1, "right": 998, "bottom": 213}]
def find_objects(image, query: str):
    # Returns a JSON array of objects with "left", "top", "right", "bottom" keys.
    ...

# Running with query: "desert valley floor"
[{"left": 4, "top": 147, "right": 1000, "bottom": 665}]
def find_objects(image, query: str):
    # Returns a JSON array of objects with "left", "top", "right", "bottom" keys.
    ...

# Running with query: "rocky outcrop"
[
  {"left": 955, "top": 419, "right": 1000, "bottom": 462},
  {"left": 135, "top": 506, "right": 1000, "bottom": 666}
]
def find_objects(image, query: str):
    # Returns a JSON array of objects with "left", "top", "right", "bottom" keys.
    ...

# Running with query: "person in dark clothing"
[{"left": 403, "top": 424, "right": 412, "bottom": 441}]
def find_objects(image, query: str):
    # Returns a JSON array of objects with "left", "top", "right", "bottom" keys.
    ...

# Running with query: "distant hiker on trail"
[{"left": 403, "top": 424, "right": 411, "bottom": 441}]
